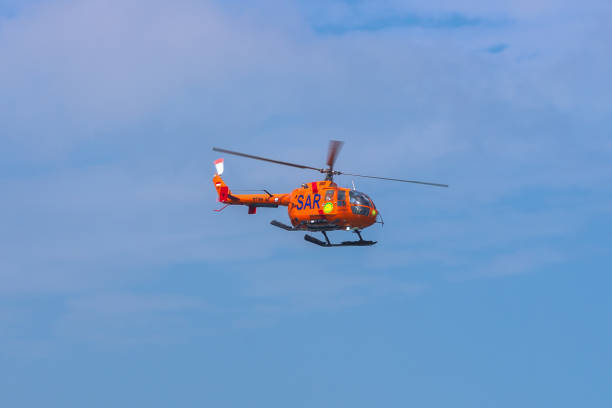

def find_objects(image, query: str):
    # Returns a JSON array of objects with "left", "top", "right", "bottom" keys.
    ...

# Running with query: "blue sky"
[{"left": 1, "top": 0, "right": 611, "bottom": 406}]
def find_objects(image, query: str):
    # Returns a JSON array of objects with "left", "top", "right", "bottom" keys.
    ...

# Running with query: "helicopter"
[{"left": 212, "top": 141, "right": 447, "bottom": 247}]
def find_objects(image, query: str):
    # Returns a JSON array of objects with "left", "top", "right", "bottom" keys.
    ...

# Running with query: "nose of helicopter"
[
  {"left": 368, "top": 198, "right": 377, "bottom": 216},
  {"left": 370, "top": 206, "right": 378, "bottom": 224},
  {"left": 368, "top": 200, "right": 378, "bottom": 225}
]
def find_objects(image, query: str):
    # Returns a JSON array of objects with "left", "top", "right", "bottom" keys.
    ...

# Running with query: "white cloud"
[{"left": 460, "top": 248, "right": 564, "bottom": 279}]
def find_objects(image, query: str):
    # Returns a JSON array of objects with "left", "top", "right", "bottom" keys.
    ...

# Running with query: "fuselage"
[
  {"left": 213, "top": 175, "right": 378, "bottom": 231},
  {"left": 287, "top": 180, "right": 377, "bottom": 231}
]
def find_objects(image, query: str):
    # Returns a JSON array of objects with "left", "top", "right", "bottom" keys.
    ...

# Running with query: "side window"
[
  {"left": 337, "top": 190, "right": 346, "bottom": 207},
  {"left": 324, "top": 190, "right": 335, "bottom": 202}
]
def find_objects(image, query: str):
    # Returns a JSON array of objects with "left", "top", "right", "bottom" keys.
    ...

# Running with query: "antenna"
[{"left": 352, "top": 180, "right": 356, "bottom": 190}]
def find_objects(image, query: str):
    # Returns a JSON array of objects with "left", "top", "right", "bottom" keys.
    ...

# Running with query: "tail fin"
[
  {"left": 213, "top": 159, "right": 231, "bottom": 202},
  {"left": 214, "top": 158, "right": 224, "bottom": 176}
]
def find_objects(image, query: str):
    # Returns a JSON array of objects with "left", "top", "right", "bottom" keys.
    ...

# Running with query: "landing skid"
[
  {"left": 270, "top": 220, "right": 376, "bottom": 247},
  {"left": 270, "top": 220, "right": 298, "bottom": 231},
  {"left": 304, "top": 230, "right": 376, "bottom": 247}
]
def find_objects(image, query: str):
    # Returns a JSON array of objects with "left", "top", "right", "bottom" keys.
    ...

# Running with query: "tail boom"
[{"left": 213, "top": 174, "right": 289, "bottom": 211}]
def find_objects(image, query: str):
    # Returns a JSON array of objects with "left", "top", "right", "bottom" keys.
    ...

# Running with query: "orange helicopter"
[{"left": 212, "top": 141, "right": 447, "bottom": 247}]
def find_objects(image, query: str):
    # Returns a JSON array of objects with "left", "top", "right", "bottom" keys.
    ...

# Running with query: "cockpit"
[{"left": 349, "top": 190, "right": 376, "bottom": 216}]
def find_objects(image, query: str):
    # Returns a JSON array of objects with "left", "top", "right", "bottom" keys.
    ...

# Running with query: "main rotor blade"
[
  {"left": 340, "top": 172, "right": 448, "bottom": 187},
  {"left": 326, "top": 140, "right": 344, "bottom": 170},
  {"left": 212, "top": 147, "right": 323, "bottom": 172}
]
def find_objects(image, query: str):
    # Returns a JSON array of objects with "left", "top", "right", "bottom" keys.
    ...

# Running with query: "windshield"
[
  {"left": 349, "top": 191, "right": 371, "bottom": 207},
  {"left": 363, "top": 193, "right": 375, "bottom": 209}
]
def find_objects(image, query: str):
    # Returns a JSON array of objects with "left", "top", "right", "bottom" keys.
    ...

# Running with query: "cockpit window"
[
  {"left": 337, "top": 190, "right": 346, "bottom": 207},
  {"left": 324, "top": 190, "right": 335, "bottom": 201},
  {"left": 349, "top": 191, "right": 371, "bottom": 206}
]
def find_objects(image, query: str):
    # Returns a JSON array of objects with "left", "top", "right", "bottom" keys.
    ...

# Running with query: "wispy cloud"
[
  {"left": 52, "top": 292, "right": 209, "bottom": 346},
  {"left": 313, "top": 12, "right": 491, "bottom": 34},
  {"left": 449, "top": 249, "right": 565, "bottom": 281},
  {"left": 486, "top": 43, "right": 508, "bottom": 53}
]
